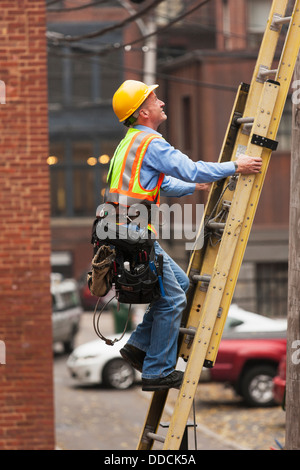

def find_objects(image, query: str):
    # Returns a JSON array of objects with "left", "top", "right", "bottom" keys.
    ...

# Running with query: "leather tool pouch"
[{"left": 87, "top": 245, "right": 116, "bottom": 298}]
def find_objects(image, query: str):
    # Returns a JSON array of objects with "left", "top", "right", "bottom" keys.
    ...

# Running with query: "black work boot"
[
  {"left": 142, "top": 370, "right": 184, "bottom": 391},
  {"left": 120, "top": 344, "right": 146, "bottom": 373}
]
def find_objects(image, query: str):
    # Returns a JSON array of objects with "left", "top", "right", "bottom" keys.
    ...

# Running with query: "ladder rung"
[
  {"left": 258, "top": 68, "right": 278, "bottom": 78},
  {"left": 273, "top": 15, "right": 292, "bottom": 26},
  {"left": 206, "top": 221, "right": 226, "bottom": 230},
  {"left": 257, "top": 65, "right": 279, "bottom": 83},
  {"left": 191, "top": 274, "right": 211, "bottom": 283},
  {"left": 147, "top": 432, "right": 165, "bottom": 444},
  {"left": 179, "top": 327, "right": 196, "bottom": 336},
  {"left": 270, "top": 13, "right": 292, "bottom": 32},
  {"left": 235, "top": 116, "right": 254, "bottom": 125}
]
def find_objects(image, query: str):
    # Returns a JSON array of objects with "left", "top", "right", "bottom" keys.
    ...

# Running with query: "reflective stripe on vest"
[{"left": 107, "top": 129, "right": 165, "bottom": 206}]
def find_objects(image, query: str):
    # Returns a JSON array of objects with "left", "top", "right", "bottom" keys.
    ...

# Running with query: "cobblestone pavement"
[
  {"left": 166, "top": 384, "right": 286, "bottom": 451},
  {"left": 197, "top": 384, "right": 285, "bottom": 450},
  {"left": 55, "top": 313, "right": 286, "bottom": 451}
]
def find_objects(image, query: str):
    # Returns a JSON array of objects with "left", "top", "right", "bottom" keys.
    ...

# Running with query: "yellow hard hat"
[{"left": 112, "top": 80, "right": 159, "bottom": 122}]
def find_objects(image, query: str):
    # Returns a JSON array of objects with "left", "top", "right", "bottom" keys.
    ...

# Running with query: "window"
[
  {"left": 277, "top": 96, "right": 292, "bottom": 152},
  {"left": 72, "top": 59, "right": 92, "bottom": 104},
  {"left": 101, "top": 53, "right": 123, "bottom": 100},
  {"left": 48, "top": 55, "right": 63, "bottom": 104},
  {"left": 49, "top": 139, "right": 118, "bottom": 217},
  {"left": 73, "top": 169, "right": 96, "bottom": 216},
  {"left": 72, "top": 141, "right": 96, "bottom": 216},
  {"left": 49, "top": 142, "right": 66, "bottom": 216},
  {"left": 73, "top": 141, "right": 94, "bottom": 164},
  {"left": 247, "top": 0, "right": 272, "bottom": 48},
  {"left": 182, "top": 95, "right": 192, "bottom": 151},
  {"left": 48, "top": 50, "right": 122, "bottom": 106},
  {"left": 256, "top": 262, "right": 288, "bottom": 318},
  {"left": 47, "top": 25, "right": 123, "bottom": 217},
  {"left": 50, "top": 169, "right": 67, "bottom": 217},
  {"left": 156, "top": 0, "right": 184, "bottom": 26},
  {"left": 49, "top": 0, "right": 64, "bottom": 8},
  {"left": 94, "top": 0, "right": 119, "bottom": 6}
]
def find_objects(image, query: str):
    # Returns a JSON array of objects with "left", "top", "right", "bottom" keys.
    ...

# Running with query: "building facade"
[{"left": 47, "top": 0, "right": 293, "bottom": 317}]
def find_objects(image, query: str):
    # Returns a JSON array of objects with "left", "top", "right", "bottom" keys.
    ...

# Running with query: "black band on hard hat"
[{"left": 123, "top": 114, "right": 137, "bottom": 127}]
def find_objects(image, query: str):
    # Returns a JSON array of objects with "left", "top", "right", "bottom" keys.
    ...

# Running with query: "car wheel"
[
  {"left": 102, "top": 358, "right": 135, "bottom": 390},
  {"left": 240, "top": 364, "right": 277, "bottom": 407}
]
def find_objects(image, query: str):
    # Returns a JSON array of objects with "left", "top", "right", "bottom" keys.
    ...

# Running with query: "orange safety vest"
[{"left": 106, "top": 128, "right": 165, "bottom": 207}]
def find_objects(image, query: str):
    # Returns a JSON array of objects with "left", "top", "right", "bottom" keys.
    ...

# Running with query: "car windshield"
[{"left": 224, "top": 317, "right": 244, "bottom": 330}]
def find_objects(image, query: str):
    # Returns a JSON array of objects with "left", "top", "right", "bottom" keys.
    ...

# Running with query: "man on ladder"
[{"left": 106, "top": 79, "right": 262, "bottom": 392}]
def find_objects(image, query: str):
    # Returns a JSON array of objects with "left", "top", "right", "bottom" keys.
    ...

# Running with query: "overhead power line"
[
  {"left": 47, "top": 0, "right": 112, "bottom": 13},
  {"left": 122, "top": 0, "right": 212, "bottom": 48},
  {"left": 46, "top": 0, "right": 67, "bottom": 6},
  {"left": 47, "top": 0, "right": 212, "bottom": 45},
  {"left": 47, "top": 0, "right": 212, "bottom": 56},
  {"left": 47, "top": 0, "right": 167, "bottom": 42},
  {"left": 48, "top": 46, "right": 237, "bottom": 93}
]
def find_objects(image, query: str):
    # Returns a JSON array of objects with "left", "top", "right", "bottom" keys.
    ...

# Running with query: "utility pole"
[
  {"left": 142, "top": 13, "right": 157, "bottom": 85},
  {"left": 119, "top": 0, "right": 157, "bottom": 84},
  {"left": 285, "top": 52, "right": 300, "bottom": 450}
]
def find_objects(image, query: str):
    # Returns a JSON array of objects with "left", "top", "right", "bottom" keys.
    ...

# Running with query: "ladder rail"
[
  {"left": 164, "top": 1, "right": 300, "bottom": 449},
  {"left": 163, "top": 80, "right": 280, "bottom": 449},
  {"left": 205, "top": 0, "right": 300, "bottom": 366},
  {"left": 182, "top": 0, "right": 289, "bottom": 337},
  {"left": 136, "top": 0, "right": 300, "bottom": 451},
  {"left": 179, "top": 0, "right": 296, "bottom": 363},
  {"left": 136, "top": 81, "right": 249, "bottom": 451},
  {"left": 137, "top": 390, "right": 169, "bottom": 450}
]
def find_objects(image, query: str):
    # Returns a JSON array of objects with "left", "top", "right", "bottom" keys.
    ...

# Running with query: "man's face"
[{"left": 141, "top": 92, "right": 167, "bottom": 129}]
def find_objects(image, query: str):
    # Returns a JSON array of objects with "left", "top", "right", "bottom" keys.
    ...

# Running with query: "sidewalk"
[{"left": 76, "top": 312, "right": 246, "bottom": 451}]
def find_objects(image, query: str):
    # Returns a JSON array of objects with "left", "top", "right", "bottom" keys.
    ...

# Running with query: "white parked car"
[
  {"left": 51, "top": 273, "right": 83, "bottom": 353},
  {"left": 223, "top": 304, "right": 287, "bottom": 334},
  {"left": 66, "top": 305, "right": 287, "bottom": 390},
  {"left": 67, "top": 333, "right": 139, "bottom": 390}
]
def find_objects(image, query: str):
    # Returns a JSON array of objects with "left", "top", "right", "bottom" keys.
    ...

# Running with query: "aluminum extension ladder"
[{"left": 137, "top": 0, "right": 300, "bottom": 450}]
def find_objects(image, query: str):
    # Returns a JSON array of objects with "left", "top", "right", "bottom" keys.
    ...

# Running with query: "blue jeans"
[{"left": 127, "top": 241, "right": 189, "bottom": 379}]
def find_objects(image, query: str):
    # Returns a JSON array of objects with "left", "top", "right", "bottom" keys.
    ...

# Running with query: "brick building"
[
  {"left": 46, "top": 0, "right": 216, "bottom": 281},
  {"left": 0, "top": 1, "right": 54, "bottom": 449},
  {"left": 46, "top": 1, "right": 292, "bottom": 317},
  {"left": 47, "top": 1, "right": 144, "bottom": 281}
]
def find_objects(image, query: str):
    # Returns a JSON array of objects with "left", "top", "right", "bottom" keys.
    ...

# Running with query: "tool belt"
[
  {"left": 89, "top": 224, "right": 163, "bottom": 305},
  {"left": 89, "top": 206, "right": 164, "bottom": 305},
  {"left": 88, "top": 214, "right": 164, "bottom": 345}
]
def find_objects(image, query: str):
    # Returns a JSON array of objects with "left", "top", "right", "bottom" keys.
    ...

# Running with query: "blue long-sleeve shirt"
[{"left": 134, "top": 125, "right": 236, "bottom": 198}]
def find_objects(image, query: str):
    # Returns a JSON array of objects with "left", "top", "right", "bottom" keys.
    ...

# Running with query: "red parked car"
[
  {"left": 200, "top": 305, "right": 287, "bottom": 407},
  {"left": 273, "top": 354, "right": 286, "bottom": 408},
  {"left": 206, "top": 336, "right": 286, "bottom": 407}
]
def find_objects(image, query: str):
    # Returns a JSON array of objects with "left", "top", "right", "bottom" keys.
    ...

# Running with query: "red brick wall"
[{"left": 0, "top": 0, "right": 55, "bottom": 450}]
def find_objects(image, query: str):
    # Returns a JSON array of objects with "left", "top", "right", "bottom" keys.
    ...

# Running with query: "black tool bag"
[
  {"left": 114, "top": 252, "right": 161, "bottom": 305},
  {"left": 90, "top": 215, "right": 163, "bottom": 305},
  {"left": 89, "top": 214, "right": 164, "bottom": 345}
]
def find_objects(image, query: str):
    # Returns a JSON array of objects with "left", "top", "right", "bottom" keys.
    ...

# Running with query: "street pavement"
[{"left": 53, "top": 312, "right": 252, "bottom": 451}]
